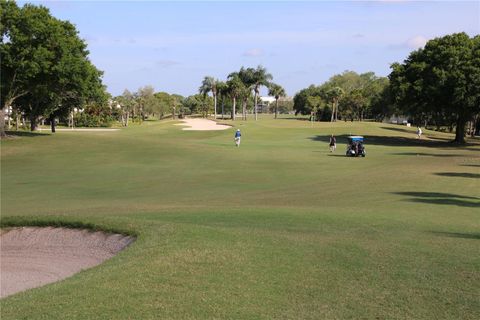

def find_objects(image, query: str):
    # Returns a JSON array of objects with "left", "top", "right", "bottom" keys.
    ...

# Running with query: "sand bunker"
[
  {"left": 0, "top": 227, "right": 134, "bottom": 298},
  {"left": 174, "top": 118, "right": 232, "bottom": 131}
]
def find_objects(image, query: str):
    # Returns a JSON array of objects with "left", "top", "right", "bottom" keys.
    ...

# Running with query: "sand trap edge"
[{"left": 0, "top": 226, "right": 136, "bottom": 299}]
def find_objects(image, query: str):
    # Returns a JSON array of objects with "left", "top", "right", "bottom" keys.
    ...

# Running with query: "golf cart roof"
[{"left": 348, "top": 136, "right": 364, "bottom": 141}]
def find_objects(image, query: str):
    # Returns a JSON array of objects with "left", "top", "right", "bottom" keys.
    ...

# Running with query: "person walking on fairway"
[
  {"left": 234, "top": 129, "right": 241, "bottom": 147},
  {"left": 416, "top": 127, "right": 422, "bottom": 139},
  {"left": 329, "top": 134, "right": 336, "bottom": 152}
]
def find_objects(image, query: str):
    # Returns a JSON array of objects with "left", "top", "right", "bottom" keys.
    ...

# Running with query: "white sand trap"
[
  {"left": 174, "top": 118, "right": 232, "bottom": 131},
  {"left": 0, "top": 227, "right": 134, "bottom": 298}
]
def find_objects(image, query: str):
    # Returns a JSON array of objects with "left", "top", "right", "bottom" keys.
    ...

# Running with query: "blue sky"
[{"left": 21, "top": 1, "right": 480, "bottom": 97}]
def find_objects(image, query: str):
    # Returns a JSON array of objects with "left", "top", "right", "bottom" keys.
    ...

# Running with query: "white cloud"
[
  {"left": 243, "top": 48, "right": 264, "bottom": 57},
  {"left": 406, "top": 35, "right": 427, "bottom": 49},
  {"left": 387, "top": 35, "right": 428, "bottom": 50}
]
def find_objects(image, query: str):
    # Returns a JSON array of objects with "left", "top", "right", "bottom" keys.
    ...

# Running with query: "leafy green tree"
[
  {"left": 1, "top": 1, "right": 106, "bottom": 133},
  {"left": 243, "top": 66, "right": 273, "bottom": 121},
  {"left": 227, "top": 73, "right": 245, "bottom": 120},
  {"left": 182, "top": 94, "right": 213, "bottom": 118},
  {"left": 216, "top": 81, "right": 228, "bottom": 119},
  {"left": 137, "top": 86, "right": 155, "bottom": 120},
  {"left": 199, "top": 76, "right": 217, "bottom": 119},
  {"left": 326, "top": 87, "right": 344, "bottom": 122},
  {"left": 306, "top": 96, "right": 323, "bottom": 121},
  {"left": 116, "top": 89, "right": 135, "bottom": 126},
  {"left": 268, "top": 83, "right": 286, "bottom": 119},
  {"left": 293, "top": 85, "right": 323, "bottom": 116},
  {"left": 389, "top": 32, "right": 480, "bottom": 143}
]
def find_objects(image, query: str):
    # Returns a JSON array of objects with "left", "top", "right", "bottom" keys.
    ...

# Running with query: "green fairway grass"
[{"left": 1, "top": 117, "right": 479, "bottom": 319}]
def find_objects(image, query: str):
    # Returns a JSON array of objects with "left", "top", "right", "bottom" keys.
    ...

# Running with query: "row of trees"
[
  {"left": 293, "top": 33, "right": 479, "bottom": 143},
  {"left": 198, "top": 66, "right": 287, "bottom": 120},
  {"left": 113, "top": 87, "right": 185, "bottom": 126},
  {"left": 389, "top": 32, "right": 480, "bottom": 143},
  {"left": 0, "top": 1, "right": 107, "bottom": 135},
  {"left": 293, "top": 71, "right": 389, "bottom": 122}
]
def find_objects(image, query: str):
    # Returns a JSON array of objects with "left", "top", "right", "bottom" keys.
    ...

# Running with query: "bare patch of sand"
[
  {"left": 174, "top": 118, "right": 232, "bottom": 131},
  {"left": 0, "top": 227, "right": 134, "bottom": 298}
]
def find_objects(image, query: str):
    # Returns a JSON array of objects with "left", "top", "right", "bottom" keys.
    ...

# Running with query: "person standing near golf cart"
[
  {"left": 234, "top": 129, "right": 241, "bottom": 147},
  {"left": 329, "top": 134, "right": 336, "bottom": 152}
]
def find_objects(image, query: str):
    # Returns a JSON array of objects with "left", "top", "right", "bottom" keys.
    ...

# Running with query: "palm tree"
[
  {"left": 199, "top": 76, "right": 217, "bottom": 119},
  {"left": 327, "top": 87, "right": 344, "bottom": 122},
  {"left": 226, "top": 73, "right": 244, "bottom": 120},
  {"left": 251, "top": 66, "right": 273, "bottom": 120},
  {"left": 216, "top": 81, "right": 227, "bottom": 119},
  {"left": 268, "top": 83, "right": 286, "bottom": 119}
]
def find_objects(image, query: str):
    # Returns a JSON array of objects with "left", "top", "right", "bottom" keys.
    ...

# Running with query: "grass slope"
[{"left": 1, "top": 117, "right": 479, "bottom": 319}]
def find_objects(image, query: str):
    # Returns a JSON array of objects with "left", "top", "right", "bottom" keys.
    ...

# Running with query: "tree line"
[
  {"left": 293, "top": 71, "right": 388, "bottom": 122},
  {"left": 293, "top": 32, "right": 480, "bottom": 143},
  {"left": 2, "top": 2, "right": 477, "bottom": 143}
]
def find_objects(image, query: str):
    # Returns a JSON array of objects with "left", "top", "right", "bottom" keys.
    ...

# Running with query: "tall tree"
[
  {"left": 248, "top": 66, "right": 273, "bottom": 120},
  {"left": 117, "top": 89, "right": 135, "bottom": 126},
  {"left": 1, "top": 1, "right": 105, "bottom": 134},
  {"left": 199, "top": 76, "right": 217, "bottom": 119},
  {"left": 216, "top": 81, "right": 228, "bottom": 119},
  {"left": 226, "top": 73, "right": 244, "bottom": 120},
  {"left": 268, "top": 83, "right": 286, "bottom": 119},
  {"left": 327, "top": 87, "right": 344, "bottom": 122},
  {"left": 389, "top": 33, "right": 480, "bottom": 143}
]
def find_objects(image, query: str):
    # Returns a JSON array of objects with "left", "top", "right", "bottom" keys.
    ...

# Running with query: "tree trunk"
[
  {"left": 330, "top": 101, "right": 335, "bottom": 122},
  {"left": 126, "top": 111, "right": 130, "bottom": 127},
  {"left": 50, "top": 114, "right": 56, "bottom": 133},
  {"left": 254, "top": 92, "right": 258, "bottom": 121},
  {"left": 472, "top": 114, "right": 479, "bottom": 137},
  {"left": 173, "top": 107, "right": 176, "bottom": 120},
  {"left": 275, "top": 99, "right": 278, "bottom": 119},
  {"left": 30, "top": 115, "right": 37, "bottom": 131},
  {"left": 214, "top": 94, "right": 217, "bottom": 119},
  {"left": 243, "top": 100, "right": 247, "bottom": 120},
  {"left": 454, "top": 116, "right": 467, "bottom": 143},
  {"left": 0, "top": 109, "right": 6, "bottom": 138},
  {"left": 16, "top": 112, "right": 20, "bottom": 131},
  {"left": 232, "top": 97, "right": 236, "bottom": 120},
  {"left": 221, "top": 99, "right": 225, "bottom": 119},
  {"left": 335, "top": 100, "right": 339, "bottom": 122}
]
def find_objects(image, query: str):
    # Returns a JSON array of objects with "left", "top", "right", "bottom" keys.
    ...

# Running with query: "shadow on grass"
[
  {"left": 460, "top": 164, "right": 480, "bottom": 168},
  {"left": 390, "top": 152, "right": 464, "bottom": 157},
  {"left": 380, "top": 126, "right": 414, "bottom": 134},
  {"left": 393, "top": 192, "right": 480, "bottom": 208},
  {"left": 309, "top": 134, "right": 451, "bottom": 148},
  {"left": 429, "top": 231, "right": 480, "bottom": 240},
  {"left": 280, "top": 116, "right": 310, "bottom": 121},
  {"left": 435, "top": 172, "right": 480, "bottom": 179},
  {"left": 5, "top": 130, "right": 49, "bottom": 137}
]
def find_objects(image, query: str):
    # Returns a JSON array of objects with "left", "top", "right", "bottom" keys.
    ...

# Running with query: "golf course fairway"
[{"left": 1, "top": 117, "right": 479, "bottom": 319}]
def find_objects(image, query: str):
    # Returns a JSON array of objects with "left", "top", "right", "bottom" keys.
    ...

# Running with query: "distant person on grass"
[
  {"left": 417, "top": 127, "right": 423, "bottom": 139},
  {"left": 234, "top": 129, "right": 241, "bottom": 147},
  {"left": 329, "top": 134, "right": 336, "bottom": 152}
]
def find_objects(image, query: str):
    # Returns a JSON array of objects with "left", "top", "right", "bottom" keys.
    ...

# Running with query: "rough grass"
[{"left": 1, "top": 116, "right": 479, "bottom": 319}]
